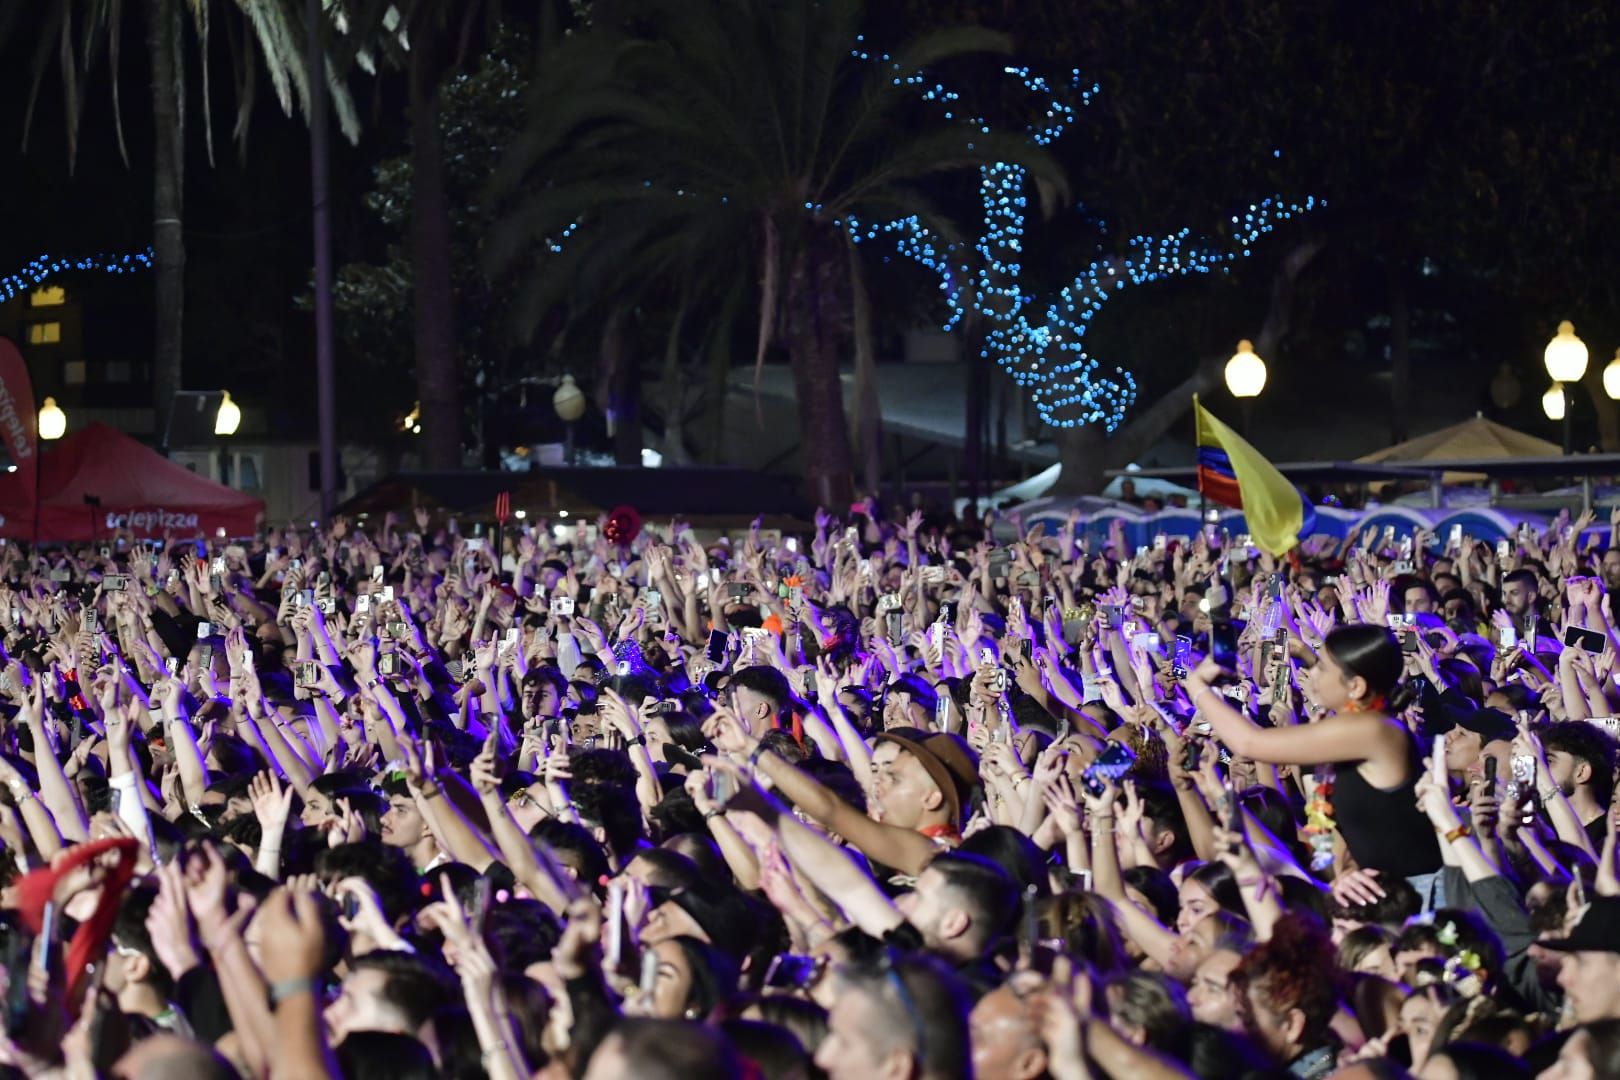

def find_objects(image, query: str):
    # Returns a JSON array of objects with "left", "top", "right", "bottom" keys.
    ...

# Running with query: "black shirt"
[{"left": 1332, "top": 728, "right": 1443, "bottom": 880}]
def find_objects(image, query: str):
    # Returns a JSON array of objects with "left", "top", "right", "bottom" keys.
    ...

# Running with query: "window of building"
[
  {"left": 29, "top": 286, "right": 65, "bottom": 307},
  {"left": 105, "top": 361, "right": 131, "bottom": 383},
  {"left": 27, "top": 322, "right": 61, "bottom": 345},
  {"left": 219, "top": 452, "right": 264, "bottom": 490},
  {"left": 64, "top": 361, "right": 86, "bottom": 385}
]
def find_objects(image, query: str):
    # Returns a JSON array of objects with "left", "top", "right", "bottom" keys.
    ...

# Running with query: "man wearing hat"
[
  {"left": 706, "top": 707, "right": 977, "bottom": 878},
  {"left": 1432, "top": 701, "right": 1514, "bottom": 787},
  {"left": 1542, "top": 896, "right": 1620, "bottom": 1023}
]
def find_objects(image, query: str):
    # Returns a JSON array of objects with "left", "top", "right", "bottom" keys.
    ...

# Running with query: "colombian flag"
[{"left": 1195, "top": 396, "right": 1315, "bottom": 557}]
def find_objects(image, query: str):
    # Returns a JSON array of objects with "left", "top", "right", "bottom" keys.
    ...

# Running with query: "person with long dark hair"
[{"left": 1185, "top": 624, "right": 1445, "bottom": 908}]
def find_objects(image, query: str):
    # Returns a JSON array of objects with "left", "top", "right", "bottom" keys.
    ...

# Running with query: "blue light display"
[
  {"left": 844, "top": 52, "right": 1321, "bottom": 431},
  {"left": 0, "top": 249, "right": 155, "bottom": 306}
]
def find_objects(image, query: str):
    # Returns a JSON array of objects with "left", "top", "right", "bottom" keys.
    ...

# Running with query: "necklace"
[{"left": 1303, "top": 764, "right": 1337, "bottom": 872}]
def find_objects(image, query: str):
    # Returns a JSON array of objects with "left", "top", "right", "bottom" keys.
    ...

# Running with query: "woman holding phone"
[{"left": 1184, "top": 624, "right": 1445, "bottom": 909}]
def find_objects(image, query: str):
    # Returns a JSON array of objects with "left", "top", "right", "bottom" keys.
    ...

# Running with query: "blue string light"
[
  {"left": 843, "top": 61, "right": 1322, "bottom": 431},
  {"left": 0, "top": 249, "right": 156, "bottom": 306},
  {"left": 529, "top": 38, "right": 1321, "bottom": 434}
]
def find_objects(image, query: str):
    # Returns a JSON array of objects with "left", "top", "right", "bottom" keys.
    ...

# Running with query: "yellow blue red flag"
[{"left": 1194, "top": 395, "right": 1314, "bottom": 556}]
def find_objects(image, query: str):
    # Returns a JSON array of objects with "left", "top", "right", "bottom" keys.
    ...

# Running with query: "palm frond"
[
  {"left": 59, "top": 1, "right": 81, "bottom": 171},
  {"left": 884, "top": 26, "right": 1013, "bottom": 83},
  {"left": 19, "top": 5, "right": 68, "bottom": 153},
  {"left": 189, "top": 0, "right": 215, "bottom": 165},
  {"left": 239, "top": 0, "right": 304, "bottom": 121},
  {"left": 107, "top": 0, "right": 129, "bottom": 165},
  {"left": 800, "top": 0, "right": 863, "bottom": 174}
]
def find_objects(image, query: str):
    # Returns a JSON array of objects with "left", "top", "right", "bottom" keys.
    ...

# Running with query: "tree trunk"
[
  {"left": 1582, "top": 370, "right": 1619, "bottom": 453},
  {"left": 307, "top": 0, "right": 339, "bottom": 517},
  {"left": 409, "top": 37, "right": 460, "bottom": 469},
  {"left": 609, "top": 317, "right": 641, "bottom": 467},
  {"left": 659, "top": 299, "right": 692, "bottom": 465},
  {"left": 704, "top": 288, "right": 739, "bottom": 464},
  {"left": 788, "top": 247, "right": 854, "bottom": 508},
  {"left": 149, "top": 0, "right": 184, "bottom": 439},
  {"left": 963, "top": 325, "right": 985, "bottom": 513},
  {"left": 846, "top": 236, "right": 883, "bottom": 497},
  {"left": 1388, "top": 262, "right": 1411, "bottom": 444},
  {"left": 1052, "top": 424, "right": 1106, "bottom": 495}
]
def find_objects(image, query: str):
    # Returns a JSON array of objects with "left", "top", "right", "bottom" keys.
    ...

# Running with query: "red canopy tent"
[{"left": 0, "top": 422, "right": 263, "bottom": 541}]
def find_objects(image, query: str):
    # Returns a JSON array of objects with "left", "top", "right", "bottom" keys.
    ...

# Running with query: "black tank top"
[{"left": 1329, "top": 724, "right": 1442, "bottom": 880}]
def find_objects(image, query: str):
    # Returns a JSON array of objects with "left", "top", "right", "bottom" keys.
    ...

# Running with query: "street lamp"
[
  {"left": 38, "top": 397, "right": 66, "bottom": 441},
  {"left": 1225, "top": 340, "right": 1267, "bottom": 398},
  {"left": 1225, "top": 339, "right": 1265, "bottom": 435},
  {"left": 1545, "top": 320, "right": 1590, "bottom": 382},
  {"left": 1543, "top": 320, "right": 1588, "bottom": 455},
  {"left": 553, "top": 374, "right": 586, "bottom": 465},
  {"left": 1603, "top": 348, "right": 1620, "bottom": 400},
  {"left": 214, "top": 391, "right": 241, "bottom": 436},
  {"left": 1542, "top": 383, "right": 1567, "bottom": 421}
]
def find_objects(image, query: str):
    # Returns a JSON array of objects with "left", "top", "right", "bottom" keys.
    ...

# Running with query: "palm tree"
[
  {"left": 2, "top": 0, "right": 360, "bottom": 437},
  {"left": 488, "top": 0, "right": 1063, "bottom": 504},
  {"left": 337, "top": 0, "right": 572, "bottom": 471}
]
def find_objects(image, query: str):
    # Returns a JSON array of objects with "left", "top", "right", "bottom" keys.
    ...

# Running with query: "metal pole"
[
  {"left": 1564, "top": 385, "right": 1573, "bottom": 456},
  {"left": 308, "top": 0, "right": 338, "bottom": 521}
]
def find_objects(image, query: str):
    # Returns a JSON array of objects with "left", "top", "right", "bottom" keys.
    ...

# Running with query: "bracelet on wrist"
[{"left": 269, "top": 975, "right": 319, "bottom": 1006}]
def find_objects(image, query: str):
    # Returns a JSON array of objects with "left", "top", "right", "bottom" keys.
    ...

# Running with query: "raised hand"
[
  {"left": 249, "top": 772, "right": 294, "bottom": 835},
  {"left": 255, "top": 886, "right": 330, "bottom": 985}
]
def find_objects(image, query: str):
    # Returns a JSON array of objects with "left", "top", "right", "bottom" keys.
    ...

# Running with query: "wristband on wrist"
[
  {"left": 269, "top": 976, "right": 319, "bottom": 1005},
  {"left": 748, "top": 741, "right": 770, "bottom": 770},
  {"left": 1443, "top": 823, "right": 1473, "bottom": 843}
]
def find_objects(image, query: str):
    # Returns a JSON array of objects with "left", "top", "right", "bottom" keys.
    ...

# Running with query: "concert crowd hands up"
[{"left": 0, "top": 508, "right": 1615, "bottom": 1077}]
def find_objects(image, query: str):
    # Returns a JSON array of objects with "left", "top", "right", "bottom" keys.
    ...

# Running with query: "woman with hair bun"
[{"left": 1184, "top": 624, "right": 1444, "bottom": 906}]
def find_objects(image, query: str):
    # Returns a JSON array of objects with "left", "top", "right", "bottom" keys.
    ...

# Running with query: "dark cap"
[
  {"left": 1540, "top": 896, "right": 1620, "bottom": 954},
  {"left": 1450, "top": 705, "right": 1517, "bottom": 745}
]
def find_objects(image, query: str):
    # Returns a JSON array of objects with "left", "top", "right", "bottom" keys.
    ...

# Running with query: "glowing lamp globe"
[
  {"left": 1224, "top": 340, "right": 1266, "bottom": 399},
  {"left": 1604, "top": 349, "right": 1620, "bottom": 401},
  {"left": 553, "top": 374, "right": 586, "bottom": 423},
  {"left": 1544, "top": 320, "right": 1589, "bottom": 383},
  {"left": 1542, "top": 383, "right": 1567, "bottom": 422},
  {"left": 214, "top": 391, "right": 241, "bottom": 436},
  {"left": 38, "top": 397, "right": 65, "bottom": 441}
]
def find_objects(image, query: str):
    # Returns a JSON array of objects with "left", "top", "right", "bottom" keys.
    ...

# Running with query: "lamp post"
[
  {"left": 34, "top": 397, "right": 65, "bottom": 544},
  {"left": 553, "top": 374, "right": 586, "bottom": 466},
  {"left": 1544, "top": 320, "right": 1589, "bottom": 455},
  {"left": 1224, "top": 339, "right": 1266, "bottom": 437}
]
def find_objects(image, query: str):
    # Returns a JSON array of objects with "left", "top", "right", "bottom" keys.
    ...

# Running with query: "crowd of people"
[{"left": 0, "top": 501, "right": 1617, "bottom": 1079}]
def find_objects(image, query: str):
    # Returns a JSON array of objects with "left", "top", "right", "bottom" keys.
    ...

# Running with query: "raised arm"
[{"left": 710, "top": 708, "right": 940, "bottom": 876}]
